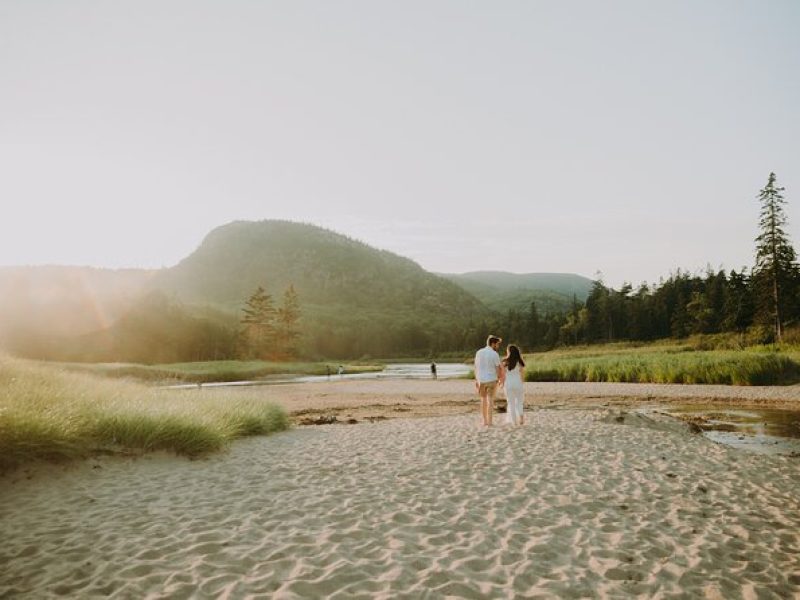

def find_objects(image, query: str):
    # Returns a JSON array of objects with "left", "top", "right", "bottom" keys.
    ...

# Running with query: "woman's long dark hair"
[{"left": 503, "top": 345, "right": 525, "bottom": 371}]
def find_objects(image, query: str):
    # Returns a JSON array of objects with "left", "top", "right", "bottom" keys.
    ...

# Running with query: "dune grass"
[
  {"left": 58, "top": 360, "right": 384, "bottom": 383},
  {"left": 0, "top": 356, "right": 290, "bottom": 473},
  {"left": 524, "top": 346, "right": 800, "bottom": 385}
]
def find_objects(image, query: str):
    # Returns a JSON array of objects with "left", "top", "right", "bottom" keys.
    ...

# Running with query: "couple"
[{"left": 474, "top": 335, "right": 526, "bottom": 427}]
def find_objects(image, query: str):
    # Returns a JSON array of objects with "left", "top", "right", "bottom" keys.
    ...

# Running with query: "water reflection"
[{"left": 665, "top": 406, "right": 800, "bottom": 455}]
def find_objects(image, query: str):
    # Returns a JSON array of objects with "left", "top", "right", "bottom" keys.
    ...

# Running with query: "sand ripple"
[{"left": 1, "top": 409, "right": 800, "bottom": 598}]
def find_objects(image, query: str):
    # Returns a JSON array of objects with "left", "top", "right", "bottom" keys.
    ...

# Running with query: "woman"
[{"left": 501, "top": 345, "right": 526, "bottom": 426}]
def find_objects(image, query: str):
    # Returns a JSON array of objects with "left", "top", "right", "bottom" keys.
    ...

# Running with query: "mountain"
[
  {"left": 143, "top": 220, "right": 496, "bottom": 358},
  {"left": 441, "top": 271, "right": 594, "bottom": 314},
  {"left": 0, "top": 222, "right": 594, "bottom": 360},
  {"left": 152, "top": 220, "right": 489, "bottom": 317}
]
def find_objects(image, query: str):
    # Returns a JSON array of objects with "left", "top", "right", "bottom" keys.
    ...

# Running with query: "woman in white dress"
[{"left": 501, "top": 345, "right": 526, "bottom": 426}]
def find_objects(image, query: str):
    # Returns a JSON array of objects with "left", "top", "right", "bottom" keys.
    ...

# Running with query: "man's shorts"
[{"left": 478, "top": 381, "right": 497, "bottom": 396}]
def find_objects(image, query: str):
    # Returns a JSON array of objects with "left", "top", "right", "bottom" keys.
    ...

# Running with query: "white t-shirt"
[{"left": 474, "top": 346, "right": 501, "bottom": 383}]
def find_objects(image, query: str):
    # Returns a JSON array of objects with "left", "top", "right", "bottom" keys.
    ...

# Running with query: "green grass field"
[
  {"left": 0, "top": 356, "right": 290, "bottom": 472},
  {"left": 523, "top": 339, "right": 800, "bottom": 385},
  {"left": 58, "top": 360, "right": 384, "bottom": 384}
]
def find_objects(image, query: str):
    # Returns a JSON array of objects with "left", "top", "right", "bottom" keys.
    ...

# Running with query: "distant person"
[
  {"left": 474, "top": 335, "right": 502, "bottom": 427},
  {"left": 431, "top": 361, "right": 437, "bottom": 379},
  {"left": 326, "top": 365, "right": 331, "bottom": 380},
  {"left": 502, "top": 345, "right": 526, "bottom": 426},
  {"left": 338, "top": 365, "right": 344, "bottom": 377}
]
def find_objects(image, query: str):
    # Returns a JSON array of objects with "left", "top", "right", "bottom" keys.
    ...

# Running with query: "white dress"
[{"left": 504, "top": 364, "right": 524, "bottom": 424}]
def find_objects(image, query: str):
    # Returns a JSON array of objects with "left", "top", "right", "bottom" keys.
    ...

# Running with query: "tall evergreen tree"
[
  {"left": 277, "top": 284, "right": 302, "bottom": 357},
  {"left": 721, "top": 269, "right": 753, "bottom": 332},
  {"left": 753, "top": 172, "right": 798, "bottom": 341},
  {"left": 241, "top": 286, "right": 277, "bottom": 358},
  {"left": 525, "top": 301, "right": 541, "bottom": 349},
  {"left": 626, "top": 283, "right": 652, "bottom": 340},
  {"left": 585, "top": 279, "right": 612, "bottom": 342}
]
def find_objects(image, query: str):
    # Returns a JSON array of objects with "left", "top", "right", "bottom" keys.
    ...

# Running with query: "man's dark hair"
[{"left": 487, "top": 335, "right": 502, "bottom": 346}]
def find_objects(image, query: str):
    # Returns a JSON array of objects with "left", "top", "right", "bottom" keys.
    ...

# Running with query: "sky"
[{"left": 1, "top": 1, "right": 798, "bottom": 288}]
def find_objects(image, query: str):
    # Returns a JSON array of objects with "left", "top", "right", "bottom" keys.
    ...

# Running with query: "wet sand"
[
  {"left": 223, "top": 379, "right": 800, "bottom": 424},
  {"left": 2, "top": 381, "right": 800, "bottom": 597}
]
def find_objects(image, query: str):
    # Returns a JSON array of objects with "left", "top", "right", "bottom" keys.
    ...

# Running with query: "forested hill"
[
  {"left": 153, "top": 220, "right": 488, "bottom": 317},
  {"left": 441, "top": 271, "right": 594, "bottom": 314},
  {"left": 0, "top": 221, "right": 597, "bottom": 360}
]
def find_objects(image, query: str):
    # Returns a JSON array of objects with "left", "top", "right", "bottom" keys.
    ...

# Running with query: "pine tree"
[
  {"left": 525, "top": 301, "right": 541, "bottom": 350},
  {"left": 585, "top": 279, "right": 612, "bottom": 342},
  {"left": 241, "top": 286, "right": 277, "bottom": 358},
  {"left": 277, "top": 284, "right": 302, "bottom": 357},
  {"left": 721, "top": 269, "right": 753, "bottom": 332},
  {"left": 753, "top": 172, "right": 798, "bottom": 341}
]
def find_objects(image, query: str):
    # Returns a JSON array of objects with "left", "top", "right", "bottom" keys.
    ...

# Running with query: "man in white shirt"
[{"left": 474, "top": 335, "right": 502, "bottom": 427}]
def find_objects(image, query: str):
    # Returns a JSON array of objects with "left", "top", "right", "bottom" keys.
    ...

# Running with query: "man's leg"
[
  {"left": 478, "top": 384, "right": 490, "bottom": 426},
  {"left": 487, "top": 385, "right": 494, "bottom": 426}
]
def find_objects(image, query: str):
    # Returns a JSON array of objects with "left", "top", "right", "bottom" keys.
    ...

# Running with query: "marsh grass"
[
  {"left": 524, "top": 347, "right": 800, "bottom": 385},
  {"left": 59, "top": 360, "right": 383, "bottom": 383},
  {"left": 0, "top": 357, "right": 289, "bottom": 472}
]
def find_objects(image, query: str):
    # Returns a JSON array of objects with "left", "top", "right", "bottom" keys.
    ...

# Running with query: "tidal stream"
[{"left": 662, "top": 405, "right": 800, "bottom": 455}]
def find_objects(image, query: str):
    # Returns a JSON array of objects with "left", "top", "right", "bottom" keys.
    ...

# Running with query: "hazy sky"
[{"left": 1, "top": 1, "right": 798, "bottom": 288}]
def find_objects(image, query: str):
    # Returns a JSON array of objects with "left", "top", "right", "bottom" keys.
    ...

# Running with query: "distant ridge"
[{"left": 441, "top": 271, "right": 594, "bottom": 313}]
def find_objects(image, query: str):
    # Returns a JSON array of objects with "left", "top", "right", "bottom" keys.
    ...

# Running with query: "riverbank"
[
  {"left": 0, "top": 357, "right": 290, "bottom": 473},
  {"left": 214, "top": 379, "right": 800, "bottom": 425},
  {"left": 57, "top": 359, "right": 385, "bottom": 383},
  {"left": 524, "top": 345, "right": 800, "bottom": 386},
  {"left": 6, "top": 358, "right": 800, "bottom": 473}
]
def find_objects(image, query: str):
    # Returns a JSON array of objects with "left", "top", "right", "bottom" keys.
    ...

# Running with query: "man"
[{"left": 474, "top": 335, "right": 502, "bottom": 427}]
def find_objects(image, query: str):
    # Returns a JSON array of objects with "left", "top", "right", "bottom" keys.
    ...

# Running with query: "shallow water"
[
  {"left": 296, "top": 362, "right": 470, "bottom": 383},
  {"left": 663, "top": 405, "right": 800, "bottom": 455},
  {"left": 166, "top": 362, "right": 470, "bottom": 389}
]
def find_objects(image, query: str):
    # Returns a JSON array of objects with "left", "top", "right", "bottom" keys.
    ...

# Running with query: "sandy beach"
[{"left": 2, "top": 381, "right": 800, "bottom": 598}]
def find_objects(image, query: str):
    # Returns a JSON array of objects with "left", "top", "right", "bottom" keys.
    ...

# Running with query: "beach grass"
[
  {"left": 58, "top": 359, "right": 384, "bottom": 384},
  {"left": 524, "top": 346, "right": 800, "bottom": 385},
  {"left": 0, "top": 356, "right": 290, "bottom": 472}
]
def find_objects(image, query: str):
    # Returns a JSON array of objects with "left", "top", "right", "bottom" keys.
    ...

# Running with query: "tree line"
[
  {"left": 106, "top": 172, "right": 800, "bottom": 360},
  {"left": 498, "top": 173, "right": 799, "bottom": 350}
]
